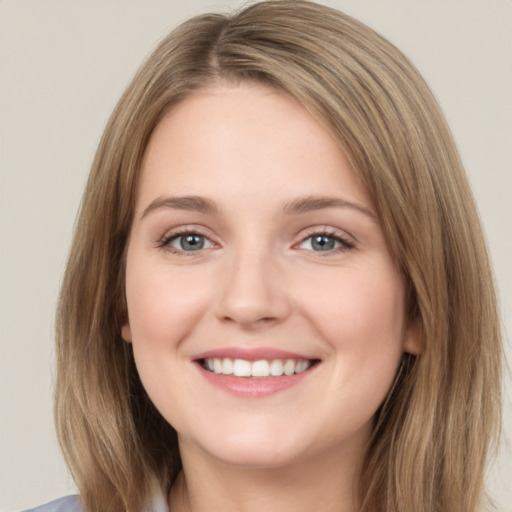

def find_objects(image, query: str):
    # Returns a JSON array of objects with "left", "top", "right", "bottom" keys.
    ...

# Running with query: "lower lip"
[{"left": 197, "top": 364, "right": 316, "bottom": 398}]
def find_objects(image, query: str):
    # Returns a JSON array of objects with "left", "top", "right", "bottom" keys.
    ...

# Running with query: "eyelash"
[
  {"left": 157, "top": 227, "right": 215, "bottom": 255},
  {"left": 157, "top": 228, "right": 355, "bottom": 256},
  {"left": 297, "top": 228, "right": 355, "bottom": 255}
]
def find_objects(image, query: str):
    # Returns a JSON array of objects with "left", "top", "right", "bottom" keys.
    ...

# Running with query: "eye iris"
[
  {"left": 311, "top": 235, "right": 335, "bottom": 251},
  {"left": 181, "top": 234, "right": 204, "bottom": 250}
]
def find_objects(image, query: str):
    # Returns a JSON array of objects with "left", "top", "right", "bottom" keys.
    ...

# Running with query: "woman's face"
[{"left": 122, "top": 83, "right": 419, "bottom": 468}]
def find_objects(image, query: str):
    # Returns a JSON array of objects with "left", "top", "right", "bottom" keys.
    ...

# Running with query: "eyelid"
[
  {"left": 293, "top": 226, "right": 356, "bottom": 252},
  {"left": 169, "top": 233, "right": 214, "bottom": 251},
  {"left": 157, "top": 225, "right": 219, "bottom": 254},
  {"left": 156, "top": 224, "right": 355, "bottom": 255}
]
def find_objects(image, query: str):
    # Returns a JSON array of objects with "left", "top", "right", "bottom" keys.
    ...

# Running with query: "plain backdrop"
[{"left": 1, "top": 1, "right": 511, "bottom": 510}]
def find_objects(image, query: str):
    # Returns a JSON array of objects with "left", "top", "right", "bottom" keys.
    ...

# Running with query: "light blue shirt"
[
  {"left": 20, "top": 496, "right": 81, "bottom": 512},
  {"left": 20, "top": 492, "right": 169, "bottom": 512}
]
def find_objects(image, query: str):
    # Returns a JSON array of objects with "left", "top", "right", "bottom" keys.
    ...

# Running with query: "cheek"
[
  {"left": 311, "top": 265, "right": 407, "bottom": 419},
  {"left": 125, "top": 257, "right": 213, "bottom": 347},
  {"left": 123, "top": 256, "right": 212, "bottom": 427},
  {"left": 297, "top": 263, "right": 407, "bottom": 369}
]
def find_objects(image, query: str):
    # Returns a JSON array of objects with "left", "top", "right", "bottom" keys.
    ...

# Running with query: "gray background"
[{"left": 1, "top": 1, "right": 511, "bottom": 510}]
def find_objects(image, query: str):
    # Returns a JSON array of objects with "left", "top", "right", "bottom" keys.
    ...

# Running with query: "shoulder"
[{"left": 20, "top": 495, "right": 81, "bottom": 512}]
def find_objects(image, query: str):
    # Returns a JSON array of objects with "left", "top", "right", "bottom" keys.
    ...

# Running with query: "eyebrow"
[
  {"left": 141, "top": 195, "right": 218, "bottom": 219},
  {"left": 283, "top": 195, "right": 376, "bottom": 219},
  {"left": 140, "top": 194, "right": 376, "bottom": 220}
]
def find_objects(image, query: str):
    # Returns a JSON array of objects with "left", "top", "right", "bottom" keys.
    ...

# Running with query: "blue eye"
[
  {"left": 168, "top": 233, "right": 214, "bottom": 251},
  {"left": 300, "top": 233, "right": 352, "bottom": 252}
]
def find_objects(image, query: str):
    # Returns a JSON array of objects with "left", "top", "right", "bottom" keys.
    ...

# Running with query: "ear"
[
  {"left": 121, "top": 323, "right": 133, "bottom": 343},
  {"left": 403, "top": 319, "right": 424, "bottom": 355}
]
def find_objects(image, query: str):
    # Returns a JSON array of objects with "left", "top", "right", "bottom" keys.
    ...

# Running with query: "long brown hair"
[{"left": 55, "top": 2, "right": 502, "bottom": 511}]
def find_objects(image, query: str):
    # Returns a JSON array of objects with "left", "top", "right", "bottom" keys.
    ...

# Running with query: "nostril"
[{"left": 221, "top": 314, "right": 279, "bottom": 327}]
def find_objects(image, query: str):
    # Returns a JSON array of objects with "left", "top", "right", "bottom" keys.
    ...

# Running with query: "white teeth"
[
  {"left": 251, "top": 360, "right": 270, "bottom": 377},
  {"left": 283, "top": 359, "right": 295, "bottom": 376},
  {"left": 295, "top": 360, "right": 309, "bottom": 373},
  {"left": 222, "top": 358, "right": 234, "bottom": 375},
  {"left": 270, "top": 359, "right": 284, "bottom": 376},
  {"left": 204, "top": 357, "right": 313, "bottom": 377},
  {"left": 233, "top": 359, "right": 252, "bottom": 377}
]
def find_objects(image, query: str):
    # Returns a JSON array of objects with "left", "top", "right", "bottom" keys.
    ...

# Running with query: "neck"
[{"left": 169, "top": 438, "right": 366, "bottom": 512}]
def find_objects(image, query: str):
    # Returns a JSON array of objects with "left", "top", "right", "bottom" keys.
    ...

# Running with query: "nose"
[{"left": 214, "top": 245, "right": 291, "bottom": 329}]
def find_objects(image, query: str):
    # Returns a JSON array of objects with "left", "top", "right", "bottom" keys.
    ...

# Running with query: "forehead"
[{"left": 137, "top": 82, "right": 371, "bottom": 213}]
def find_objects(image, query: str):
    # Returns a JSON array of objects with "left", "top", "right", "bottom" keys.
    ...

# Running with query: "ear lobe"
[
  {"left": 121, "top": 323, "right": 133, "bottom": 343},
  {"left": 403, "top": 320, "right": 424, "bottom": 355}
]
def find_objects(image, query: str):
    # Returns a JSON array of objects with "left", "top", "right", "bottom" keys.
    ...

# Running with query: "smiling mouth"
[{"left": 200, "top": 358, "right": 319, "bottom": 378}]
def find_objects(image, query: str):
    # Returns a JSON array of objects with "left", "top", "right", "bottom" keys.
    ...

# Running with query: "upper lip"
[{"left": 192, "top": 347, "right": 317, "bottom": 362}]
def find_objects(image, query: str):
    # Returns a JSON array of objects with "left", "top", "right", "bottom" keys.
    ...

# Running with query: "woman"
[{"left": 28, "top": 1, "right": 502, "bottom": 511}]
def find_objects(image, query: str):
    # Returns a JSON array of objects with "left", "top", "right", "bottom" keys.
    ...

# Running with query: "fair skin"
[{"left": 122, "top": 82, "right": 420, "bottom": 512}]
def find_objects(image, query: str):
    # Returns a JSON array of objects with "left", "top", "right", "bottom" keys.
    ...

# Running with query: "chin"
[
  {"left": 182, "top": 426, "right": 314, "bottom": 469},
  {"left": 206, "top": 444, "right": 304, "bottom": 469}
]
